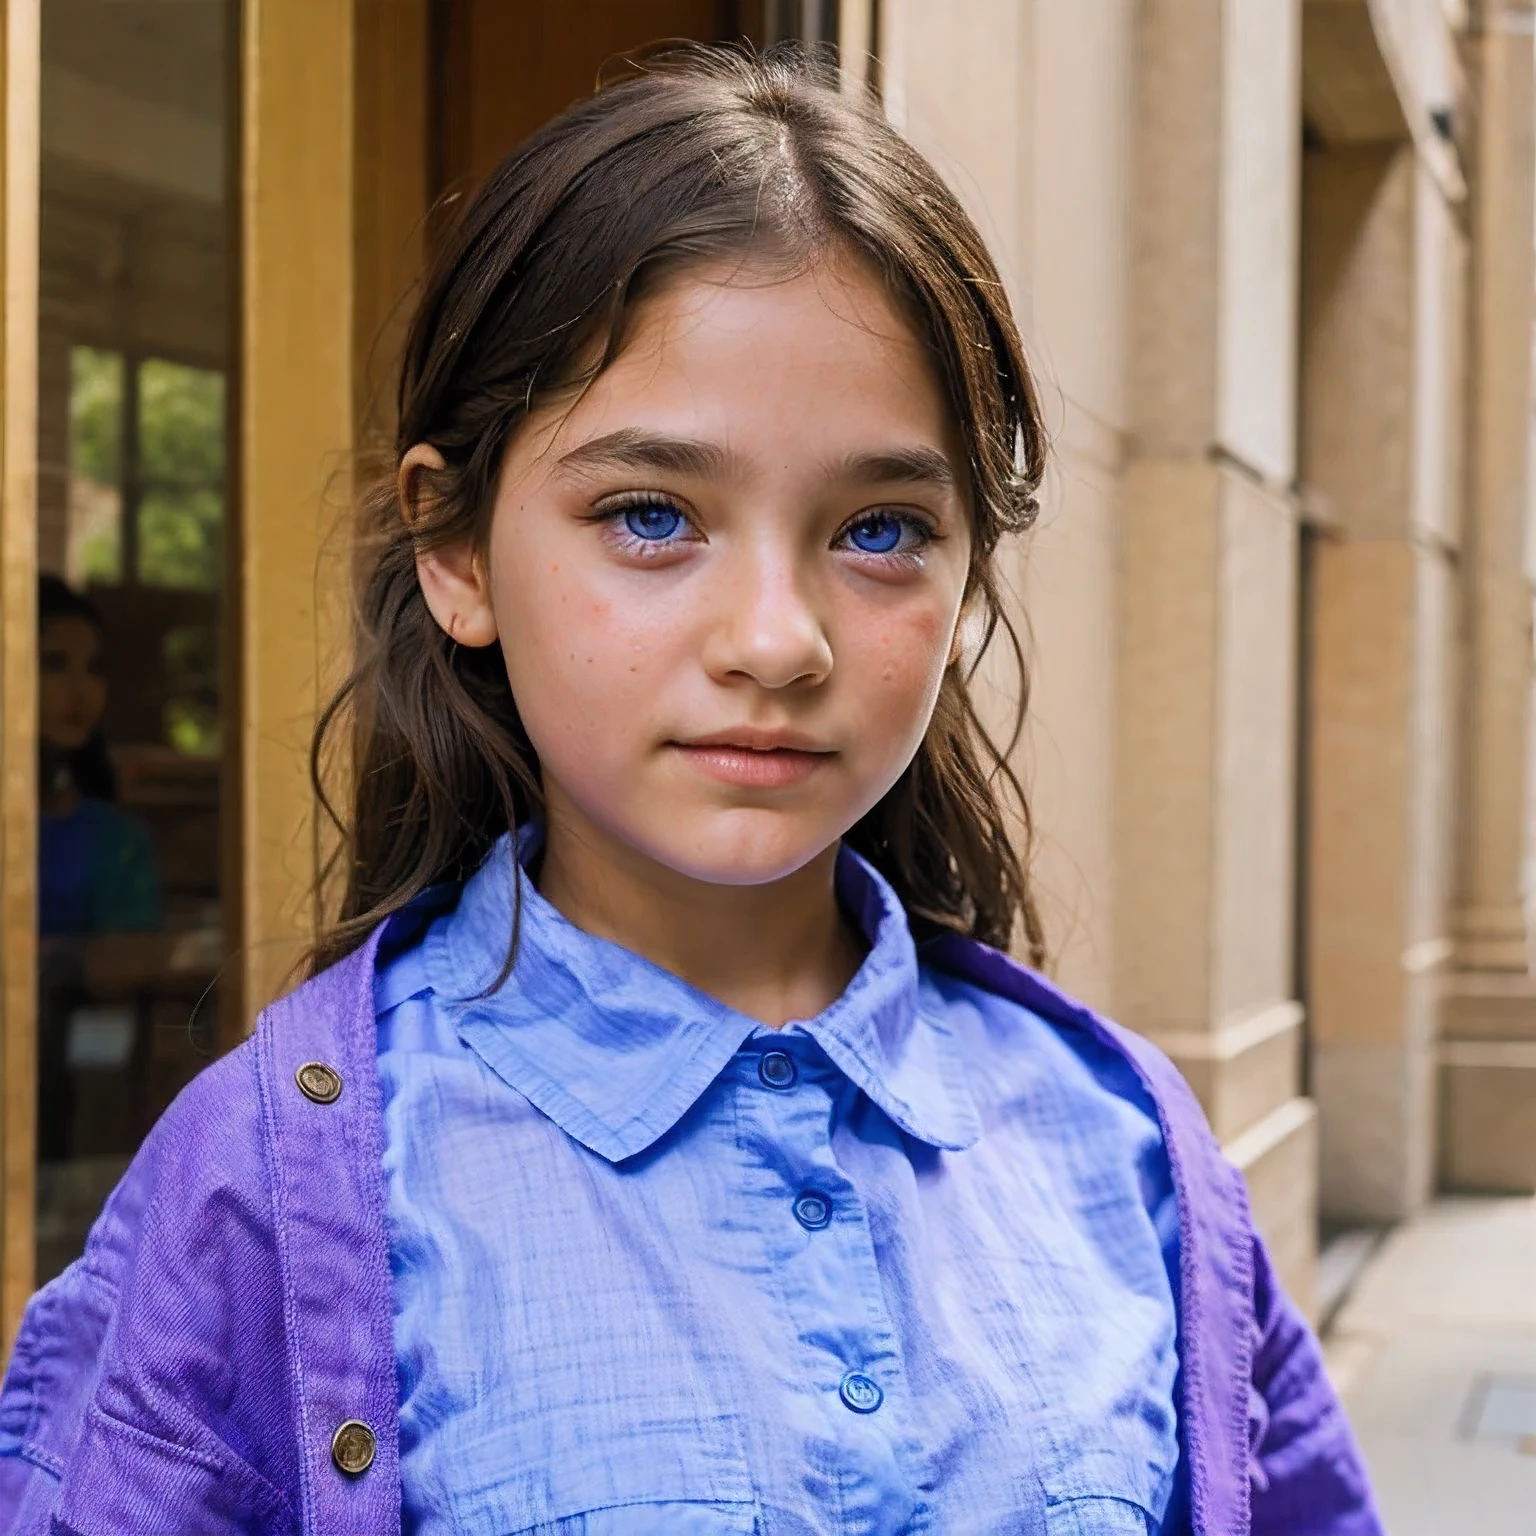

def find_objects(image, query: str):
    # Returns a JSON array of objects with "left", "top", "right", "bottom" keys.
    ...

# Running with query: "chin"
[{"left": 636, "top": 807, "right": 843, "bottom": 890}]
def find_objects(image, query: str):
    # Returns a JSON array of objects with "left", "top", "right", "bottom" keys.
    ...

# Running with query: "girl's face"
[
  {"left": 418, "top": 252, "right": 973, "bottom": 888},
  {"left": 39, "top": 615, "right": 108, "bottom": 752}
]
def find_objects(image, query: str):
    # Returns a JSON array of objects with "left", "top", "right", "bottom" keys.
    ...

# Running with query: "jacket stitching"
[
  {"left": 84, "top": 1401, "right": 224, "bottom": 1475},
  {"left": 338, "top": 933, "right": 406, "bottom": 1519},
  {"left": 255, "top": 1002, "right": 319, "bottom": 1530},
  {"left": 80, "top": 1400, "right": 297, "bottom": 1527},
  {"left": 74, "top": 1056, "right": 282, "bottom": 1507}
]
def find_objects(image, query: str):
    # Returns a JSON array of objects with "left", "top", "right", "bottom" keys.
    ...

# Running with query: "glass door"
[{"left": 32, "top": 0, "right": 236, "bottom": 1287}]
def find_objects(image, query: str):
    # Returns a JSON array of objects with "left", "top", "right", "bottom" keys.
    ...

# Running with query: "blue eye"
[
  {"left": 846, "top": 513, "right": 905, "bottom": 554},
  {"left": 623, "top": 502, "right": 685, "bottom": 541}
]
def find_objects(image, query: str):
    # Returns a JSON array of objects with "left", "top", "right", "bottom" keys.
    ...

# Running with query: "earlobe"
[{"left": 400, "top": 442, "right": 500, "bottom": 649}]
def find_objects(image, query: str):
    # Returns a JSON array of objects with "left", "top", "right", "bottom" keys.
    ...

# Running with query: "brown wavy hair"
[{"left": 308, "top": 43, "right": 1047, "bottom": 976}]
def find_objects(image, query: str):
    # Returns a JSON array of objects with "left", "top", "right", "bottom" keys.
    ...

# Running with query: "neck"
[{"left": 533, "top": 805, "right": 865, "bottom": 1029}]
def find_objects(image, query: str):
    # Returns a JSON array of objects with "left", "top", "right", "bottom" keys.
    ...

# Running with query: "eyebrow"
[
  {"left": 556, "top": 428, "right": 957, "bottom": 490},
  {"left": 836, "top": 446, "right": 956, "bottom": 489},
  {"left": 556, "top": 429, "right": 738, "bottom": 480}
]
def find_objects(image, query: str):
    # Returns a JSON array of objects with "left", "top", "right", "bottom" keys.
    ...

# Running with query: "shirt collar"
[{"left": 423, "top": 827, "right": 981, "bottom": 1162}]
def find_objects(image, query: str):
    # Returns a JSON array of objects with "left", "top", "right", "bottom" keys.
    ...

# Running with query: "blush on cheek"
[{"left": 863, "top": 607, "right": 950, "bottom": 682}]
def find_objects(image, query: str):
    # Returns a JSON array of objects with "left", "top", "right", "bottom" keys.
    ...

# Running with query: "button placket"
[{"left": 739, "top": 1037, "right": 918, "bottom": 1515}]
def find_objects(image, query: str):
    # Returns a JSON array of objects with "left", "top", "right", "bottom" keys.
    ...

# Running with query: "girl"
[{"left": 0, "top": 46, "right": 1380, "bottom": 1536}]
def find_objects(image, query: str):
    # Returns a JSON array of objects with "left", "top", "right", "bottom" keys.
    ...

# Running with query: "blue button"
[
  {"left": 793, "top": 1191, "right": 832, "bottom": 1230},
  {"left": 758, "top": 1051, "right": 798, "bottom": 1090},
  {"left": 838, "top": 1370, "right": 883, "bottom": 1414}
]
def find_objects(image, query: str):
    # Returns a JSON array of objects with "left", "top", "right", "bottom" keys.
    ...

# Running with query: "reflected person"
[
  {"left": 38, "top": 574, "right": 160, "bottom": 937},
  {"left": 36, "top": 575, "right": 161, "bottom": 1164}
]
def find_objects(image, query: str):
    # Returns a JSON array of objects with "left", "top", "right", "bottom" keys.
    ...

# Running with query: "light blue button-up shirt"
[{"left": 376, "top": 830, "right": 1183, "bottom": 1535}]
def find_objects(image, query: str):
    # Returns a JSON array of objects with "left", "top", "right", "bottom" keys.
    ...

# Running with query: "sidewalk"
[{"left": 1324, "top": 1197, "right": 1536, "bottom": 1535}]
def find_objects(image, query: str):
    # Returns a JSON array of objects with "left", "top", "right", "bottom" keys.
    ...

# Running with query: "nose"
[{"left": 703, "top": 544, "right": 833, "bottom": 690}]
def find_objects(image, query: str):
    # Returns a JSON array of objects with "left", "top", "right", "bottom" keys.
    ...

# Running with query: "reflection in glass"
[
  {"left": 36, "top": 0, "right": 231, "bottom": 1284},
  {"left": 137, "top": 358, "right": 224, "bottom": 591},
  {"left": 66, "top": 346, "right": 123, "bottom": 585}
]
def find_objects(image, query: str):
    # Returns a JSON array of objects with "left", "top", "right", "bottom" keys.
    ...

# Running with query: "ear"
[
  {"left": 947, "top": 600, "right": 973, "bottom": 669},
  {"left": 401, "top": 442, "right": 499, "bottom": 648}
]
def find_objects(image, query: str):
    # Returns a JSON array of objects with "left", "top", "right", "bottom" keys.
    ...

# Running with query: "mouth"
[{"left": 669, "top": 729, "right": 835, "bottom": 789}]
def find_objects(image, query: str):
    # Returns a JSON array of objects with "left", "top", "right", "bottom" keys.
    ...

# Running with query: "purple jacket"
[{"left": 0, "top": 916, "right": 1382, "bottom": 1535}]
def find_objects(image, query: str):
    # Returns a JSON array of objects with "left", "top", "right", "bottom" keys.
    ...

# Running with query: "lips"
[{"left": 669, "top": 730, "right": 834, "bottom": 789}]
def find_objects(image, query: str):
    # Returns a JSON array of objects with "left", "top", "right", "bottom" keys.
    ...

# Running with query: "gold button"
[
  {"left": 295, "top": 1062, "right": 343, "bottom": 1105},
  {"left": 330, "top": 1419, "right": 376, "bottom": 1475}
]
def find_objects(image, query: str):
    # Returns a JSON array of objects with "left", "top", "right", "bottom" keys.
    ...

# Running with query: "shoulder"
[
  {"left": 924, "top": 960, "right": 1150, "bottom": 1106},
  {"left": 919, "top": 932, "right": 1243, "bottom": 1259},
  {"left": 1, "top": 1035, "right": 295, "bottom": 1530},
  {"left": 920, "top": 932, "right": 1213, "bottom": 1143}
]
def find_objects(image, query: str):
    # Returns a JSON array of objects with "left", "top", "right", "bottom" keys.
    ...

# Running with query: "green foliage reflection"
[
  {"left": 68, "top": 347, "right": 124, "bottom": 583},
  {"left": 137, "top": 359, "right": 224, "bottom": 590}
]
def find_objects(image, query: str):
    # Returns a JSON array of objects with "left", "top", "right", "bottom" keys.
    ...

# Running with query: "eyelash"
[
  {"left": 593, "top": 492, "right": 942, "bottom": 572},
  {"left": 593, "top": 492, "right": 700, "bottom": 559}
]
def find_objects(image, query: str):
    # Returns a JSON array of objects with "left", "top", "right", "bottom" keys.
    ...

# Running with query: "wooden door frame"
[
  {"left": 0, "top": 0, "right": 40, "bottom": 1351},
  {"left": 234, "top": 0, "right": 429, "bottom": 1031}
]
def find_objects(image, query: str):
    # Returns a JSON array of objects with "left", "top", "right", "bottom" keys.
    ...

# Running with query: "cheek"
[
  {"left": 856, "top": 603, "right": 953, "bottom": 701},
  {"left": 491, "top": 554, "right": 675, "bottom": 754}
]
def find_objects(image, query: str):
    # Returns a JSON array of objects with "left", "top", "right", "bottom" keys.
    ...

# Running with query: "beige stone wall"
[
  {"left": 1441, "top": 0, "right": 1536, "bottom": 1192},
  {"left": 887, "top": 0, "right": 1319, "bottom": 1305},
  {"left": 887, "top": 0, "right": 1536, "bottom": 1292},
  {"left": 891, "top": 0, "right": 1130, "bottom": 1012}
]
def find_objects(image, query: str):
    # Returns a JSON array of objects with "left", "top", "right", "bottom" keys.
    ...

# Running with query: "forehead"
[
  {"left": 41, "top": 615, "right": 99, "bottom": 648},
  {"left": 526, "top": 252, "right": 959, "bottom": 469}
]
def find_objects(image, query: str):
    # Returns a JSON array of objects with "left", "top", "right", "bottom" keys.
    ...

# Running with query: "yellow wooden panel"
[
  {"left": 239, "top": 0, "right": 357, "bottom": 1019},
  {"left": 237, "top": 0, "right": 429, "bottom": 1028},
  {"left": 355, "top": 0, "right": 429, "bottom": 455},
  {"left": 0, "top": 0, "right": 39, "bottom": 1349}
]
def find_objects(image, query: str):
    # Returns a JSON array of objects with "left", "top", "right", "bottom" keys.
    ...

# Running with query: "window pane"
[
  {"left": 38, "top": 0, "right": 232, "bottom": 1287},
  {"left": 137, "top": 485, "right": 222, "bottom": 591},
  {"left": 66, "top": 345, "right": 123, "bottom": 585},
  {"left": 136, "top": 358, "right": 224, "bottom": 489},
  {"left": 162, "top": 624, "right": 221, "bottom": 757}
]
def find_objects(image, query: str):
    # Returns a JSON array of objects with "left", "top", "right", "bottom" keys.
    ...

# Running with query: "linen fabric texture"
[
  {"left": 0, "top": 837, "right": 1383, "bottom": 1535},
  {"left": 379, "top": 833, "right": 1179, "bottom": 1533}
]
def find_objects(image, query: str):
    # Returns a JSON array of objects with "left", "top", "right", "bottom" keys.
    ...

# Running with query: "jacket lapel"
[{"left": 256, "top": 927, "right": 403, "bottom": 1536}]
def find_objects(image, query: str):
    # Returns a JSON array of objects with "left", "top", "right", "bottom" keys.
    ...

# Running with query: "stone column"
[
  {"left": 1441, "top": 0, "right": 1536, "bottom": 1191},
  {"left": 1118, "top": 0, "right": 1318, "bottom": 1306},
  {"left": 1301, "top": 136, "right": 1464, "bottom": 1222}
]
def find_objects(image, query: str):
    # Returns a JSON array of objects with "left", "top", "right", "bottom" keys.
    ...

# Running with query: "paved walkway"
[{"left": 1324, "top": 1197, "right": 1536, "bottom": 1535}]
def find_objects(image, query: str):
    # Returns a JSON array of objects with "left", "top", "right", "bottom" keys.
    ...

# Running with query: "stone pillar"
[
  {"left": 1118, "top": 0, "right": 1318, "bottom": 1307},
  {"left": 1301, "top": 138, "right": 1464, "bottom": 1222},
  {"left": 1441, "top": 0, "right": 1536, "bottom": 1191}
]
